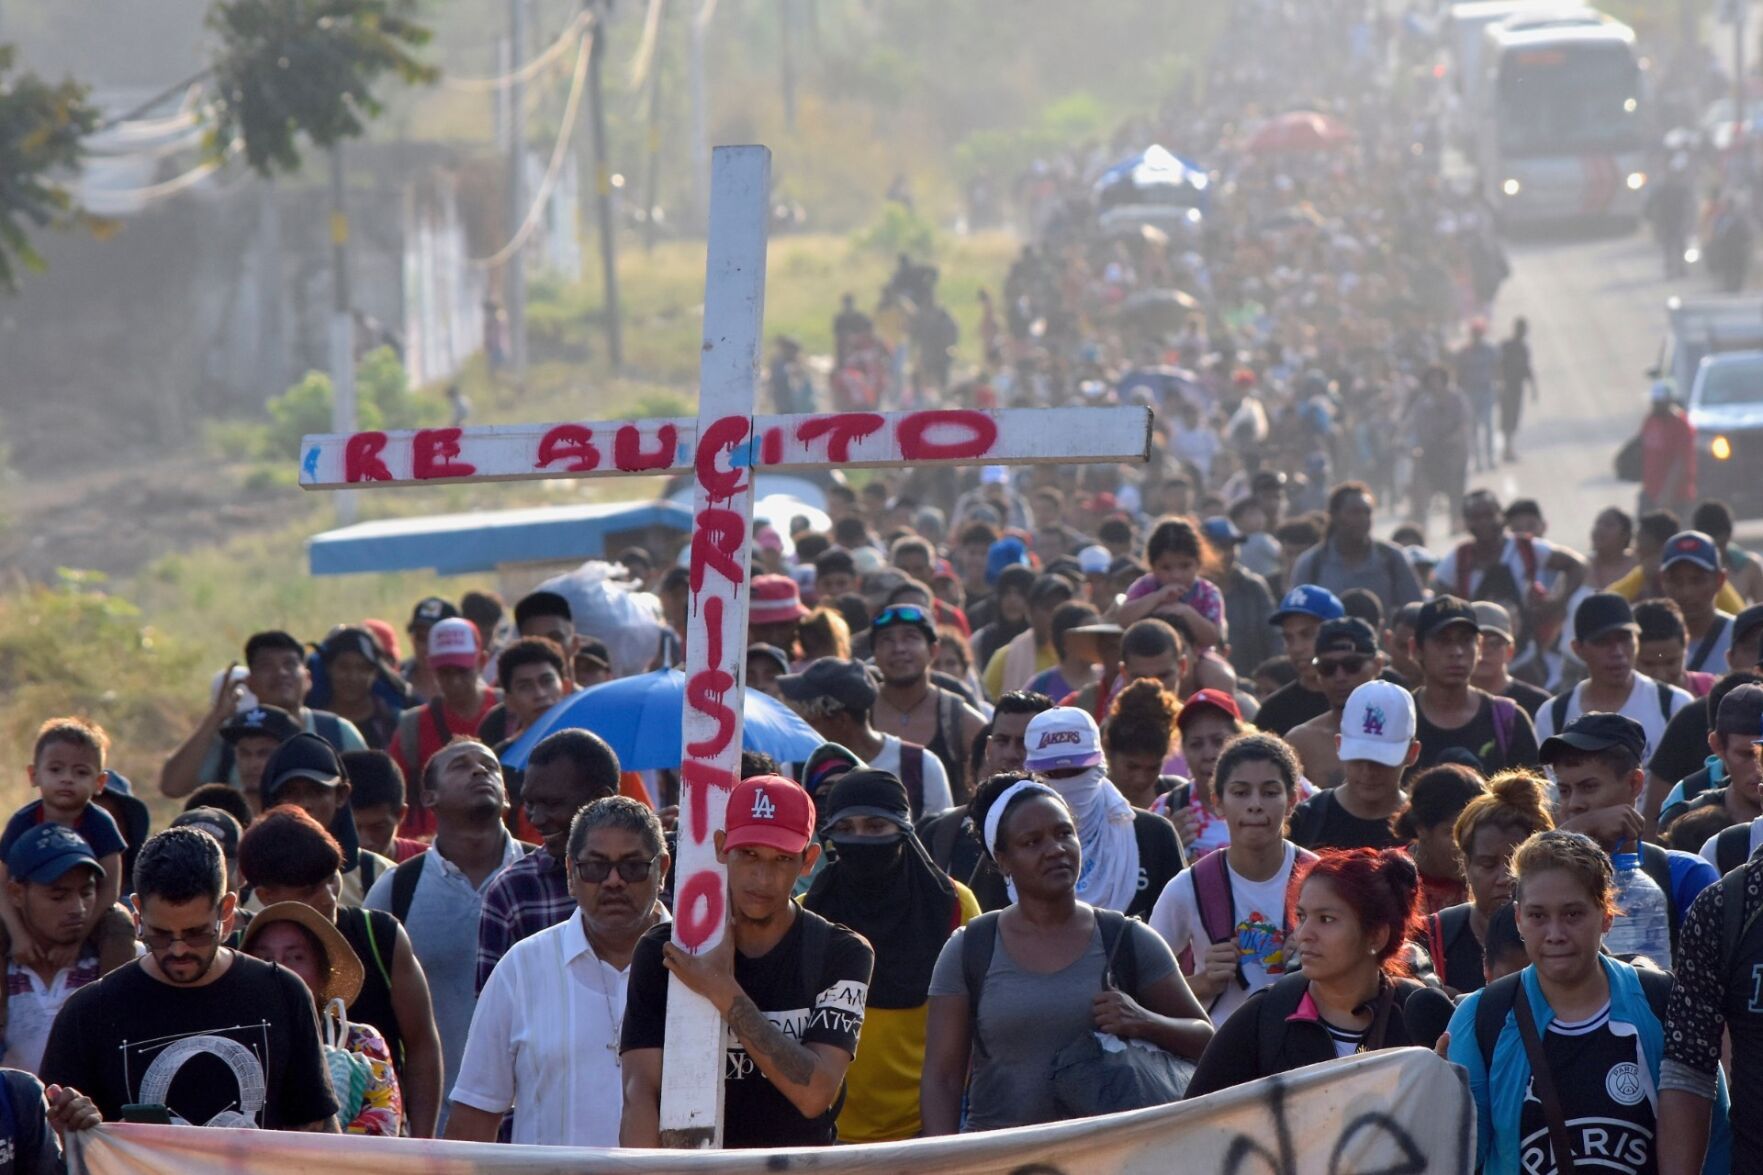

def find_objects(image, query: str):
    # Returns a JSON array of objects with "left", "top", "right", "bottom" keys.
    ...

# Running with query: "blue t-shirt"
[
  {"left": 1664, "top": 848, "right": 1719, "bottom": 921},
  {"left": 0, "top": 801, "right": 126, "bottom": 862}
]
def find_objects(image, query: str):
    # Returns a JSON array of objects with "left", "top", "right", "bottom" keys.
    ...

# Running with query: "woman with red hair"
[{"left": 1185, "top": 847, "right": 1428, "bottom": 1096}]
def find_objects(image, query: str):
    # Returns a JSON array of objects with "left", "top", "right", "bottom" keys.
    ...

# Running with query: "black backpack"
[
  {"left": 960, "top": 909, "right": 1140, "bottom": 1056},
  {"left": 1473, "top": 967, "right": 1673, "bottom": 1071},
  {"left": 388, "top": 842, "right": 539, "bottom": 924},
  {"left": 1712, "top": 823, "right": 1759, "bottom": 877},
  {"left": 1548, "top": 681, "right": 1675, "bottom": 741}
]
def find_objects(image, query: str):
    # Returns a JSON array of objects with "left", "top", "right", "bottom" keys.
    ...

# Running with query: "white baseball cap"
[
  {"left": 427, "top": 617, "right": 482, "bottom": 669},
  {"left": 1338, "top": 680, "right": 1417, "bottom": 767},
  {"left": 1024, "top": 707, "right": 1104, "bottom": 772},
  {"left": 1078, "top": 545, "right": 1112, "bottom": 575}
]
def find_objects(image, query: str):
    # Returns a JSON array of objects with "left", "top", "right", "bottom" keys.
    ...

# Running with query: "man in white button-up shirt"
[{"left": 445, "top": 796, "right": 669, "bottom": 1146}]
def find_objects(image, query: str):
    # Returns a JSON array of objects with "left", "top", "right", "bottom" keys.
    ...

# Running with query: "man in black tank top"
[
  {"left": 235, "top": 806, "right": 444, "bottom": 1136},
  {"left": 870, "top": 605, "right": 987, "bottom": 805}
]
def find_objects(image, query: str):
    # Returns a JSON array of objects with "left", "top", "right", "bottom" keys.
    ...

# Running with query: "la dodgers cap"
[
  {"left": 1338, "top": 680, "right": 1417, "bottom": 767},
  {"left": 724, "top": 775, "right": 816, "bottom": 855},
  {"left": 1269, "top": 584, "right": 1344, "bottom": 626}
]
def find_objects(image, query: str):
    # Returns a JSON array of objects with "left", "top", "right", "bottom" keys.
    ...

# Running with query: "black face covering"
[
  {"left": 804, "top": 772, "right": 960, "bottom": 1009},
  {"left": 828, "top": 834, "right": 906, "bottom": 881}
]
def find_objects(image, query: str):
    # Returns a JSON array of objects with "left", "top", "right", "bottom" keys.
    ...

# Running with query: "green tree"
[
  {"left": 206, "top": 0, "right": 436, "bottom": 174},
  {"left": 0, "top": 46, "right": 100, "bottom": 291}
]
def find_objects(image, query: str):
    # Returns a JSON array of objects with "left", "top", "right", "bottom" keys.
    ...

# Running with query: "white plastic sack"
[{"left": 535, "top": 560, "right": 664, "bottom": 676}]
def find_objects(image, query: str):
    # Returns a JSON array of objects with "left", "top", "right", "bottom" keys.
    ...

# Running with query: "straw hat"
[{"left": 242, "top": 902, "right": 365, "bottom": 1008}]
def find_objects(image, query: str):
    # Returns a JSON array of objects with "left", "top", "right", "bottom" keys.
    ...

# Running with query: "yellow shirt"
[
  {"left": 982, "top": 640, "right": 1056, "bottom": 702},
  {"left": 836, "top": 881, "right": 982, "bottom": 1143},
  {"left": 1609, "top": 565, "right": 1745, "bottom": 614}
]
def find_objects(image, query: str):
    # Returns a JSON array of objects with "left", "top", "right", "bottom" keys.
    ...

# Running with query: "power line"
[
  {"left": 440, "top": 10, "right": 589, "bottom": 92},
  {"left": 471, "top": 22, "right": 593, "bottom": 268},
  {"left": 79, "top": 142, "right": 238, "bottom": 214}
]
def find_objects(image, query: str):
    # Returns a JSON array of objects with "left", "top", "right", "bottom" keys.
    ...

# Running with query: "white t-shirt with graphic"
[{"left": 1149, "top": 842, "right": 1299, "bottom": 1025}]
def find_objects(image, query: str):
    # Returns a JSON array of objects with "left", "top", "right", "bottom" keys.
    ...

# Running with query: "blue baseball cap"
[
  {"left": 1661, "top": 530, "right": 1722, "bottom": 574},
  {"left": 6, "top": 824, "right": 102, "bottom": 885},
  {"left": 985, "top": 536, "right": 1030, "bottom": 585},
  {"left": 1201, "top": 516, "right": 1245, "bottom": 546},
  {"left": 1269, "top": 584, "right": 1344, "bottom": 626}
]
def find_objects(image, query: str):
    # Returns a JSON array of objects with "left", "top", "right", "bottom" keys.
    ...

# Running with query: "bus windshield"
[{"left": 1495, "top": 43, "right": 1641, "bottom": 157}]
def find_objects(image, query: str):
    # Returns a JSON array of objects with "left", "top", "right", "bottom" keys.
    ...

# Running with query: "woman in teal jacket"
[{"left": 1445, "top": 829, "right": 1729, "bottom": 1174}]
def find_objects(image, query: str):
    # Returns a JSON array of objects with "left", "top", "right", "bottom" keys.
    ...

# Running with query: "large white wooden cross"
[{"left": 299, "top": 145, "right": 1151, "bottom": 1147}]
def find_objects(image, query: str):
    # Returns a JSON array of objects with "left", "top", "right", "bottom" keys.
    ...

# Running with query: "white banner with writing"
[{"left": 71, "top": 1049, "right": 1469, "bottom": 1174}]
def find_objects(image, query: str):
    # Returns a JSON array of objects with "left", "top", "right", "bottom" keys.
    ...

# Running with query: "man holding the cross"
[{"left": 618, "top": 775, "right": 874, "bottom": 1149}]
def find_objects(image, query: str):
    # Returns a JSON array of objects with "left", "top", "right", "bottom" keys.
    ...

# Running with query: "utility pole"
[
  {"left": 689, "top": 0, "right": 710, "bottom": 231},
  {"left": 507, "top": 0, "right": 529, "bottom": 381},
  {"left": 589, "top": 1, "right": 624, "bottom": 370},
  {"left": 778, "top": 0, "right": 797, "bottom": 133},
  {"left": 1736, "top": 0, "right": 1747, "bottom": 145},
  {"left": 643, "top": 15, "right": 666, "bottom": 253},
  {"left": 327, "top": 145, "right": 357, "bottom": 524}
]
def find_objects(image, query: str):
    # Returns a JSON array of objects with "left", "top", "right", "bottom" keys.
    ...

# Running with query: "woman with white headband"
[
  {"left": 963, "top": 706, "right": 1184, "bottom": 918},
  {"left": 919, "top": 773, "right": 1211, "bottom": 1134}
]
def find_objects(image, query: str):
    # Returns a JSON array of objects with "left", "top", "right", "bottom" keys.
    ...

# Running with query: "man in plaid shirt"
[{"left": 477, "top": 731, "right": 622, "bottom": 990}]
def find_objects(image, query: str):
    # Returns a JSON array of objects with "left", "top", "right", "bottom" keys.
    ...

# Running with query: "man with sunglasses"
[
  {"left": 365, "top": 737, "right": 528, "bottom": 1130},
  {"left": 779, "top": 659, "right": 953, "bottom": 821},
  {"left": 41, "top": 827, "right": 339, "bottom": 1131},
  {"left": 448, "top": 797, "right": 668, "bottom": 1147},
  {"left": 1286, "top": 618, "right": 1386, "bottom": 790},
  {"left": 869, "top": 604, "right": 986, "bottom": 805},
  {"left": 1411, "top": 595, "right": 1538, "bottom": 775}
]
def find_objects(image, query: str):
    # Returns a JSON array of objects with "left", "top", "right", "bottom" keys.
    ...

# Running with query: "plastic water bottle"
[{"left": 1604, "top": 851, "right": 1672, "bottom": 970}]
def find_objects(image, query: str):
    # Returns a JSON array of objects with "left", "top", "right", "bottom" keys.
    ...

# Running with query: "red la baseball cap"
[{"left": 724, "top": 775, "right": 816, "bottom": 855}]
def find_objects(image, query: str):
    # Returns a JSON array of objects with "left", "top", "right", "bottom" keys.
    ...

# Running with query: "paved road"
[{"left": 1422, "top": 223, "right": 1743, "bottom": 553}]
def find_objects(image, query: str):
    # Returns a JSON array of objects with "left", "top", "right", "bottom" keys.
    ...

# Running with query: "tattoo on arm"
[{"left": 726, "top": 995, "right": 817, "bottom": 1087}]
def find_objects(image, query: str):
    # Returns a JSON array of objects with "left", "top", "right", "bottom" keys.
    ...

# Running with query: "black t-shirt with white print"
[
  {"left": 1517, "top": 1002, "right": 1656, "bottom": 1175},
  {"left": 39, "top": 955, "right": 338, "bottom": 1129},
  {"left": 620, "top": 907, "right": 874, "bottom": 1148}
]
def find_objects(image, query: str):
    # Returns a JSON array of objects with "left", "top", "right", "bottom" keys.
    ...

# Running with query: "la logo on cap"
[
  {"left": 750, "top": 789, "right": 777, "bottom": 821},
  {"left": 1362, "top": 705, "right": 1386, "bottom": 736}
]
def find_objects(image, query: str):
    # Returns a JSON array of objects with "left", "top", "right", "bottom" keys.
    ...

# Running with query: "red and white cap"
[
  {"left": 749, "top": 575, "right": 808, "bottom": 626},
  {"left": 1023, "top": 707, "right": 1104, "bottom": 772},
  {"left": 724, "top": 775, "right": 816, "bottom": 855},
  {"left": 427, "top": 617, "right": 482, "bottom": 670}
]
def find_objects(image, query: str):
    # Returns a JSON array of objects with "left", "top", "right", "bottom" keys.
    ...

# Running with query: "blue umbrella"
[
  {"left": 1093, "top": 145, "right": 1209, "bottom": 206},
  {"left": 501, "top": 668, "right": 826, "bottom": 771}
]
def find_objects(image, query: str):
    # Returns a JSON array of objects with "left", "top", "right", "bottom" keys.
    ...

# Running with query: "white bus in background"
[
  {"left": 1476, "top": 9, "right": 1648, "bottom": 227},
  {"left": 1446, "top": 1, "right": 1543, "bottom": 139}
]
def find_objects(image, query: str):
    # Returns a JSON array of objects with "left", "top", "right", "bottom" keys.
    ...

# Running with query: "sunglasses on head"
[
  {"left": 1313, "top": 654, "right": 1369, "bottom": 676},
  {"left": 874, "top": 604, "right": 932, "bottom": 630},
  {"left": 573, "top": 855, "right": 662, "bottom": 884}
]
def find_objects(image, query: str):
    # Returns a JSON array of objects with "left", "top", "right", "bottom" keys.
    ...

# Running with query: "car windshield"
[{"left": 1698, "top": 356, "right": 1763, "bottom": 407}]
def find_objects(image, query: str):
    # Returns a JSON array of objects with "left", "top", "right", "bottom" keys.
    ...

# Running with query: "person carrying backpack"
[
  {"left": 1659, "top": 838, "right": 1763, "bottom": 1173},
  {"left": 1149, "top": 734, "right": 1316, "bottom": 1025},
  {"left": 921, "top": 775, "right": 1210, "bottom": 1133},
  {"left": 1446, "top": 830, "right": 1730, "bottom": 1175},
  {"left": 1186, "top": 848, "right": 1429, "bottom": 1097}
]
